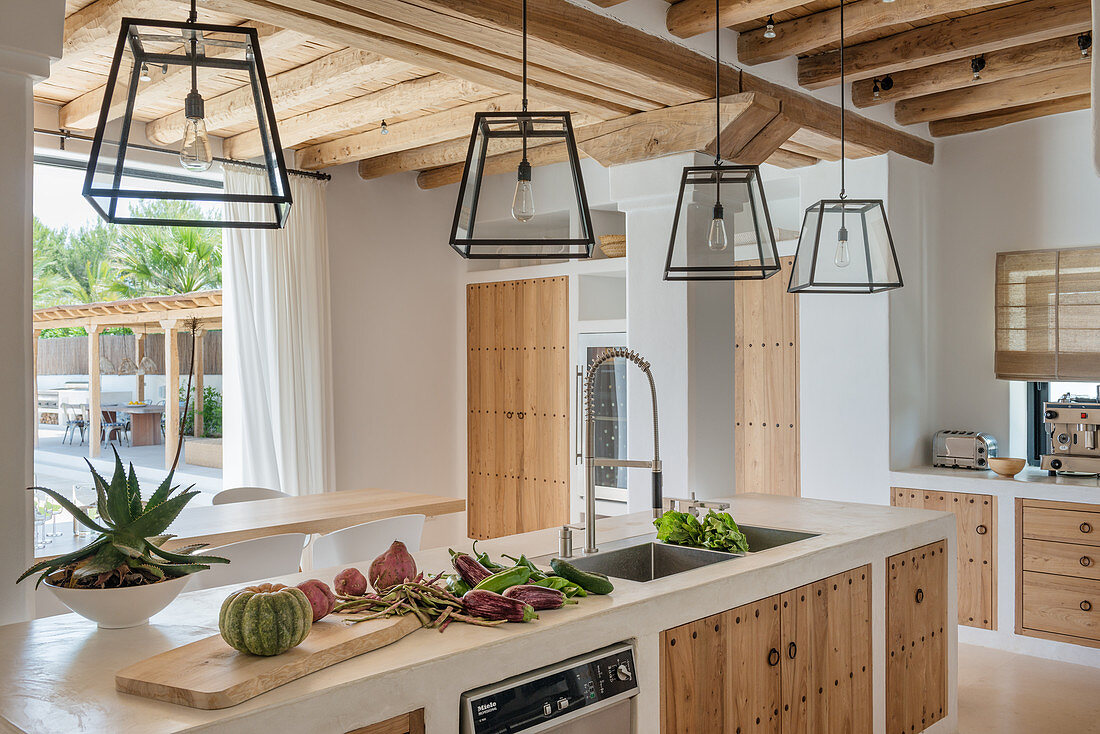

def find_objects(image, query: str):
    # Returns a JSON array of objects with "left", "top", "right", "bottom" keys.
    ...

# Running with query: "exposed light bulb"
[
  {"left": 970, "top": 56, "right": 986, "bottom": 81},
  {"left": 139, "top": 62, "right": 152, "bottom": 82},
  {"left": 512, "top": 160, "right": 534, "bottom": 222},
  {"left": 882, "top": 0, "right": 895, "bottom": 3},
  {"left": 872, "top": 79, "right": 881, "bottom": 100},
  {"left": 380, "top": 120, "right": 389, "bottom": 135},
  {"left": 764, "top": 15, "right": 776, "bottom": 39},
  {"left": 834, "top": 225, "right": 851, "bottom": 268},
  {"left": 707, "top": 203, "right": 728, "bottom": 252},
  {"left": 180, "top": 90, "right": 213, "bottom": 172}
]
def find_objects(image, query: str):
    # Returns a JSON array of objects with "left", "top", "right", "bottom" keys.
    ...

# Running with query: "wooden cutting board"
[{"left": 116, "top": 614, "right": 421, "bottom": 709}]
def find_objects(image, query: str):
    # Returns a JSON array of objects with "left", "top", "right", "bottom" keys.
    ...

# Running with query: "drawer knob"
[
  {"left": 915, "top": 588, "right": 924, "bottom": 604},
  {"left": 1082, "top": 522, "right": 1094, "bottom": 534},
  {"left": 768, "top": 648, "right": 780, "bottom": 667},
  {"left": 1082, "top": 600, "right": 1093, "bottom": 613},
  {"left": 976, "top": 524, "right": 988, "bottom": 535},
  {"left": 1082, "top": 556, "right": 1093, "bottom": 568}
]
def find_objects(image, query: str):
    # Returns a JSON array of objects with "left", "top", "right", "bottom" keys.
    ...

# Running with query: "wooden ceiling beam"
[
  {"left": 201, "top": 0, "right": 932, "bottom": 164},
  {"left": 738, "top": 0, "right": 1000, "bottom": 66},
  {"left": 146, "top": 49, "right": 420, "bottom": 145},
  {"left": 767, "top": 147, "right": 819, "bottom": 169},
  {"left": 797, "top": 0, "right": 1091, "bottom": 90},
  {"left": 894, "top": 64, "right": 1091, "bottom": 125},
  {"left": 852, "top": 35, "right": 1091, "bottom": 108},
  {"left": 224, "top": 74, "right": 496, "bottom": 161},
  {"left": 928, "top": 93, "right": 1090, "bottom": 136},
  {"left": 54, "top": 0, "right": 167, "bottom": 76},
  {"left": 666, "top": 0, "right": 807, "bottom": 39},
  {"left": 787, "top": 127, "right": 881, "bottom": 160},
  {"left": 199, "top": 0, "right": 645, "bottom": 117},
  {"left": 294, "top": 95, "right": 534, "bottom": 170},
  {"left": 59, "top": 23, "right": 306, "bottom": 131},
  {"left": 357, "top": 138, "right": 474, "bottom": 181},
  {"left": 727, "top": 113, "right": 800, "bottom": 166},
  {"left": 780, "top": 139, "right": 838, "bottom": 162},
  {"left": 416, "top": 139, "right": 580, "bottom": 190}
]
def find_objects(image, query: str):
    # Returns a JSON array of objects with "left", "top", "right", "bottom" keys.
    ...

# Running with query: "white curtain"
[{"left": 222, "top": 165, "right": 334, "bottom": 495}]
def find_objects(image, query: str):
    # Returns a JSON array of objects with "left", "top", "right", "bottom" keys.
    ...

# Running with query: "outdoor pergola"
[{"left": 32, "top": 291, "right": 222, "bottom": 468}]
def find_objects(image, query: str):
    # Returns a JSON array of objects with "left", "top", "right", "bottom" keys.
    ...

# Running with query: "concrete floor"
[{"left": 959, "top": 643, "right": 1100, "bottom": 733}]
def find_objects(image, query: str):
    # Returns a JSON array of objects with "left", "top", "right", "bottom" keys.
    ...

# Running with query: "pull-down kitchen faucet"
[{"left": 582, "top": 348, "right": 661, "bottom": 554}]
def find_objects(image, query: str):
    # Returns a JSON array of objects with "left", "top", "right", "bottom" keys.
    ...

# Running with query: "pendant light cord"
[
  {"left": 839, "top": 0, "right": 846, "bottom": 200},
  {"left": 520, "top": 0, "right": 529, "bottom": 163},
  {"left": 714, "top": 0, "right": 720, "bottom": 168},
  {"left": 188, "top": 0, "right": 198, "bottom": 95}
]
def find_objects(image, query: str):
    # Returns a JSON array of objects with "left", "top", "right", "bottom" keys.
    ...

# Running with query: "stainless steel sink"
[
  {"left": 564, "top": 541, "right": 740, "bottom": 583},
  {"left": 738, "top": 524, "right": 819, "bottom": 551},
  {"left": 537, "top": 524, "right": 819, "bottom": 583}
]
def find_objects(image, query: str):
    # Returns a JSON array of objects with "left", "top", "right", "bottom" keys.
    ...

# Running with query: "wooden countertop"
[{"left": 37, "top": 487, "right": 466, "bottom": 561}]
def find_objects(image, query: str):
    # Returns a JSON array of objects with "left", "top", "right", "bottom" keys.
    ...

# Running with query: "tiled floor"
[{"left": 959, "top": 643, "right": 1100, "bottom": 733}]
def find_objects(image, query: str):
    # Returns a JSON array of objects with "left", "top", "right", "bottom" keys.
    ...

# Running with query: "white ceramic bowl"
[{"left": 44, "top": 574, "right": 192, "bottom": 628}]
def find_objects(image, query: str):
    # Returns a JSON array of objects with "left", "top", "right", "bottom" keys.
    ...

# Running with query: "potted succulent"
[{"left": 17, "top": 318, "right": 229, "bottom": 628}]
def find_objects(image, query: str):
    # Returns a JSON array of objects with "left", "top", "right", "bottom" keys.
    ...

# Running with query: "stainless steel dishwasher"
[{"left": 459, "top": 642, "right": 637, "bottom": 734}]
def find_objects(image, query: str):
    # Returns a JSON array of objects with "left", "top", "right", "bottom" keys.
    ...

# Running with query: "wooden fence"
[{"left": 36, "top": 332, "right": 223, "bottom": 375}]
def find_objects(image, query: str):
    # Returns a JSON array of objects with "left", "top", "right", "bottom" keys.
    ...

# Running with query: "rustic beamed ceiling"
[
  {"left": 661, "top": 0, "right": 1092, "bottom": 137},
  {"left": 36, "top": 0, "right": 945, "bottom": 191}
]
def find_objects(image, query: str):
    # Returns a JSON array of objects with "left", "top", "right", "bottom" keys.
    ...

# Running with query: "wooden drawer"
[
  {"left": 1022, "top": 507, "right": 1100, "bottom": 547},
  {"left": 1022, "top": 539, "right": 1100, "bottom": 582},
  {"left": 1021, "top": 571, "right": 1100, "bottom": 642}
]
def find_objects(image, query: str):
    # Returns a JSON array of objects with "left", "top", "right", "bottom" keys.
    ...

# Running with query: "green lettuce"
[
  {"left": 652, "top": 510, "right": 704, "bottom": 546},
  {"left": 701, "top": 510, "right": 750, "bottom": 553}
]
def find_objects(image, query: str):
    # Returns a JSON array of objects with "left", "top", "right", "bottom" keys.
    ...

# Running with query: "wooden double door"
[
  {"left": 467, "top": 277, "right": 570, "bottom": 539},
  {"left": 660, "top": 566, "right": 872, "bottom": 733}
]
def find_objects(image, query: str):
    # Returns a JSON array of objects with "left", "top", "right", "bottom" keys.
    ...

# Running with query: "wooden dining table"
[{"left": 36, "top": 487, "right": 466, "bottom": 561}]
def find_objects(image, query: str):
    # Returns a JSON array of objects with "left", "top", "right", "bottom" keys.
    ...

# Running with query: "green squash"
[{"left": 219, "top": 583, "right": 312, "bottom": 656}]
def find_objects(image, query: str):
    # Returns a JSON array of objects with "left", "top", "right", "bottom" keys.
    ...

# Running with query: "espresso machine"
[{"left": 1041, "top": 395, "right": 1100, "bottom": 475}]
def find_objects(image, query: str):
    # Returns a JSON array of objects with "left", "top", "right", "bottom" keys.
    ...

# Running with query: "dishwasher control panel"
[{"left": 460, "top": 642, "right": 637, "bottom": 734}]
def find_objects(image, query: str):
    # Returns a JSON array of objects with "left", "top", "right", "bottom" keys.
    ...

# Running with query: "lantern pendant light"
[
  {"left": 449, "top": 0, "right": 595, "bottom": 259},
  {"left": 787, "top": 0, "right": 902, "bottom": 293},
  {"left": 663, "top": 0, "right": 781, "bottom": 282},
  {"left": 83, "top": 0, "right": 293, "bottom": 228}
]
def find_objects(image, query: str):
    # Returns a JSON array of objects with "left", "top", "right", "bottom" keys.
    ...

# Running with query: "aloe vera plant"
[
  {"left": 18, "top": 317, "right": 228, "bottom": 590},
  {"left": 18, "top": 452, "right": 229, "bottom": 589}
]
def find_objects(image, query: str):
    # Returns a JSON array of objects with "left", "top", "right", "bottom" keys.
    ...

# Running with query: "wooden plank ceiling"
[
  {"left": 34, "top": 0, "right": 940, "bottom": 188},
  {"left": 664, "top": 0, "right": 1092, "bottom": 138}
]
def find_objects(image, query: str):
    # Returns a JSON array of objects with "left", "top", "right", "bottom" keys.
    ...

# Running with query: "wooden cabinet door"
[
  {"left": 466, "top": 278, "right": 568, "bottom": 538},
  {"left": 725, "top": 596, "right": 783, "bottom": 734},
  {"left": 782, "top": 566, "right": 872, "bottom": 734},
  {"left": 661, "top": 612, "right": 728, "bottom": 733},
  {"left": 892, "top": 488, "right": 995, "bottom": 629},
  {"left": 887, "top": 540, "right": 948, "bottom": 734},
  {"left": 347, "top": 709, "right": 424, "bottom": 734}
]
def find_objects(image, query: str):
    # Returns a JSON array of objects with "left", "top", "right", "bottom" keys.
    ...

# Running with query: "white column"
[
  {"left": 0, "top": 0, "right": 65, "bottom": 624},
  {"left": 88, "top": 324, "right": 102, "bottom": 458}
]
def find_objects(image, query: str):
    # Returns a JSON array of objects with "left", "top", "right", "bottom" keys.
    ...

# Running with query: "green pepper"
[
  {"left": 471, "top": 566, "right": 532, "bottom": 593},
  {"left": 471, "top": 540, "right": 505, "bottom": 570},
  {"left": 446, "top": 575, "right": 471, "bottom": 596},
  {"left": 533, "top": 576, "right": 586, "bottom": 597},
  {"left": 503, "top": 554, "right": 547, "bottom": 581}
]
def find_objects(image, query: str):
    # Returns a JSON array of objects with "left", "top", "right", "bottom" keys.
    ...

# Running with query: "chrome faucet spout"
[{"left": 583, "top": 348, "right": 661, "bottom": 554}]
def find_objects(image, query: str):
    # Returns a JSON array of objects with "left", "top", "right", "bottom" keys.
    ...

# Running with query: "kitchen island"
[{"left": 0, "top": 494, "right": 957, "bottom": 734}]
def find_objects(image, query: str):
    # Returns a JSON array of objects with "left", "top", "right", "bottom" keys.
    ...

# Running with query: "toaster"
[{"left": 932, "top": 430, "right": 998, "bottom": 469}]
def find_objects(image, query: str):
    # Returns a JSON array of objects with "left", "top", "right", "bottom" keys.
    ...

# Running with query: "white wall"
[
  {"left": 324, "top": 165, "right": 467, "bottom": 547},
  {"left": 928, "top": 110, "right": 1100, "bottom": 454}
]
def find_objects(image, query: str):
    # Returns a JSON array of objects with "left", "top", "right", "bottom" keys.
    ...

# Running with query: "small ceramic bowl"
[{"left": 987, "top": 457, "right": 1027, "bottom": 478}]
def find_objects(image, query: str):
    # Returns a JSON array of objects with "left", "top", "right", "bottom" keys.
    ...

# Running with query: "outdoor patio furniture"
[
  {"left": 59, "top": 404, "right": 85, "bottom": 445},
  {"left": 115, "top": 403, "right": 165, "bottom": 447},
  {"left": 101, "top": 409, "right": 128, "bottom": 449},
  {"left": 311, "top": 513, "right": 425, "bottom": 570}
]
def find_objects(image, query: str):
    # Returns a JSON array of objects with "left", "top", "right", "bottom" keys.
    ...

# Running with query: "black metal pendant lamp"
[
  {"left": 663, "top": 0, "right": 780, "bottom": 282},
  {"left": 83, "top": 0, "right": 293, "bottom": 228},
  {"left": 787, "top": 0, "right": 902, "bottom": 293},
  {"left": 449, "top": 0, "right": 594, "bottom": 259}
]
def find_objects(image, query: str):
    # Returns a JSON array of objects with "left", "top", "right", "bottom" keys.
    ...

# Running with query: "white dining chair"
[
  {"left": 185, "top": 533, "right": 309, "bottom": 591},
  {"left": 211, "top": 487, "right": 291, "bottom": 505},
  {"left": 311, "top": 514, "right": 426, "bottom": 570}
]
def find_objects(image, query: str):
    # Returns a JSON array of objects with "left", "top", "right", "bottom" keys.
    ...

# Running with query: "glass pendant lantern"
[
  {"left": 788, "top": 0, "right": 902, "bottom": 293},
  {"left": 83, "top": 0, "right": 292, "bottom": 228},
  {"left": 663, "top": 0, "right": 780, "bottom": 282},
  {"left": 449, "top": 0, "right": 595, "bottom": 259}
]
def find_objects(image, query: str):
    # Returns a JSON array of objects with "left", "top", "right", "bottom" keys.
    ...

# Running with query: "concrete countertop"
[{"left": 0, "top": 494, "right": 957, "bottom": 734}]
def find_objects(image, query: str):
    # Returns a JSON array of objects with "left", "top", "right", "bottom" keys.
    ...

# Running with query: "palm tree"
[{"left": 113, "top": 201, "right": 222, "bottom": 297}]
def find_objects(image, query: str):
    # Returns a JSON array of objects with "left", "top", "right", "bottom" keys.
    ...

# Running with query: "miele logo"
[{"left": 476, "top": 701, "right": 498, "bottom": 715}]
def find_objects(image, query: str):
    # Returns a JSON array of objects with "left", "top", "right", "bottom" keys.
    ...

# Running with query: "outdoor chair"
[
  {"left": 59, "top": 404, "right": 85, "bottom": 445},
  {"left": 311, "top": 514, "right": 425, "bottom": 570},
  {"left": 101, "top": 411, "right": 128, "bottom": 449}
]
